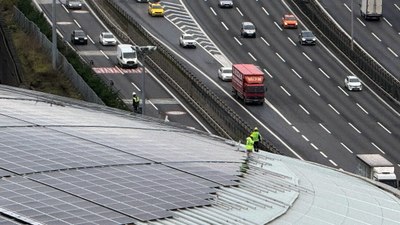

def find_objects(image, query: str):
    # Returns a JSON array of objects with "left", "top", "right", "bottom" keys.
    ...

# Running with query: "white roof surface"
[{"left": 0, "top": 85, "right": 399, "bottom": 225}]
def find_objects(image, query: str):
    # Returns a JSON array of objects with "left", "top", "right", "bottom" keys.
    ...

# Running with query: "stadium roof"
[{"left": 0, "top": 85, "right": 399, "bottom": 225}]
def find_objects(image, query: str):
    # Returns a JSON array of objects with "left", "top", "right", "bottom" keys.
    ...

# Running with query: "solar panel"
[
  {"left": 28, "top": 165, "right": 217, "bottom": 221},
  {"left": 0, "top": 176, "right": 138, "bottom": 224},
  {"left": 0, "top": 127, "right": 150, "bottom": 174}
]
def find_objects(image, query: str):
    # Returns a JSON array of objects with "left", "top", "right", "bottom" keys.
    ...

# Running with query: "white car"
[
  {"left": 99, "top": 32, "right": 117, "bottom": 46},
  {"left": 344, "top": 75, "right": 362, "bottom": 91},
  {"left": 218, "top": 67, "right": 232, "bottom": 81},
  {"left": 179, "top": 34, "right": 197, "bottom": 48},
  {"left": 218, "top": 0, "right": 233, "bottom": 8}
]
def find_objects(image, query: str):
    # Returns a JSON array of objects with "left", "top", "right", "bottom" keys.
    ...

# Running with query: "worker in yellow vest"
[
  {"left": 245, "top": 135, "right": 254, "bottom": 157},
  {"left": 250, "top": 127, "right": 262, "bottom": 152},
  {"left": 132, "top": 92, "right": 140, "bottom": 113}
]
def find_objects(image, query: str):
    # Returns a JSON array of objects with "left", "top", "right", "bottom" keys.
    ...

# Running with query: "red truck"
[{"left": 232, "top": 64, "right": 265, "bottom": 105}]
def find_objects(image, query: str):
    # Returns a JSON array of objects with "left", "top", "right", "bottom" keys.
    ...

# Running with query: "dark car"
[
  {"left": 65, "top": 0, "right": 82, "bottom": 9},
  {"left": 71, "top": 30, "right": 88, "bottom": 45},
  {"left": 299, "top": 30, "right": 316, "bottom": 45}
]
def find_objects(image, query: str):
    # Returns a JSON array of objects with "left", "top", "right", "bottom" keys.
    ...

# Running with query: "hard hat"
[
  {"left": 132, "top": 92, "right": 136, "bottom": 96},
  {"left": 254, "top": 127, "right": 258, "bottom": 131}
]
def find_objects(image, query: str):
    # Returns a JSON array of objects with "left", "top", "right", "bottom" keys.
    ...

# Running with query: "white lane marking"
[
  {"left": 319, "top": 123, "right": 332, "bottom": 134},
  {"left": 261, "top": 37, "right": 270, "bottom": 46},
  {"left": 276, "top": 52, "right": 286, "bottom": 62},
  {"left": 265, "top": 99, "right": 292, "bottom": 126},
  {"left": 387, "top": 47, "right": 399, "bottom": 57},
  {"left": 371, "top": 142, "right": 385, "bottom": 154},
  {"left": 299, "top": 104, "right": 310, "bottom": 115},
  {"left": 288, "top": 37, "right": 297, "bottom": 46},
  {"left": 302, "top": 52, "right": 312, "bottom": 61},
  {"left": 236, "top": 7, "right": 243, "bottom": 16},
  {"left": 262, "top": 7, "right": 270, "bottom": 15},
  {"left": 221, "top": 21, "right": 229, "bottom": 30},
  {"left": 328, "top": 104, "right": 340, "bottom": 115},
  {"left": 329, "top": 160, "right": 338, "bottom": 167},
  {"left": 147, "top": 99, "right": 158, "bottom": 110},
  {"left": 371, "top": 32, "right": 381, "bottom": 42},
  {"left": 62, "top": 4, "right": 69, "bottom": 13},
  {"left": 248, "top": 52, "right": 257, "bottom": 61},
  {"left": 309, "top": 85, "right": 320, "bottom": 96},
  {"left": 100, "top": 50, "right": 109, "bottom": 59},
  {"left": 348, "top": 122, "right": 361, "bottom": 134},
  {"left": 357, "top": 18, "right": 366, "bottom": 27},
  {"left": 210, "top": 7, "right": 217, "bottom": 16},
  {"left": 302, "top": 135, "right": 309, "bottom": 142},
  {"left": 131, "top": 82, "right": 141, "bottom": 91},
  {"left": 234, "top": 37, "right": 242, "bottom": 46},
  {"left": 356, "top": 103, "right": 369, "bottom": 114},
  {"left": 320, "top": 151, "right": 328, "bottom": 158},
  {"left": 291, "top": 69, "right": 302, "bottom": 79},
  {"left": 292, "top": 126, "right": 300, "bottom": 133},
  {"left": 274, "top": 21, "right": 283, "bottom": 31},
  {"left": 341, "top": 142, "right": 353, "bottom": 153},
  {"left": 87, "top": 35, "right": 95, "bottom": 44},
  {"left": 311, "top": 143, "right": 319, "bottom": 150},
  {"left": 343, "top": 3, "right": 351, "bottom": 12},
  {"left": 338, "top": 86, "right": 349, "bottom": 96},
  {"left": 280, "top": 86, "right": 291, "bottom": 96},
  {"left": 383, "top": 17, "right": 392, "bottom": 27},
  {"left": 377, "top": 122, "right": 392, "bottom": 134},
  {"left": 73, "top": 19, "right": 81, "bottom": 28},
  {"left": 395, "top": 3, "right": 400, "bottom": 11},
  {"left": 319, "top": 68, "right": 330, "bottom": 79},
  {"left": 263, "top": 69, "right": 273, "bottom": 78}
]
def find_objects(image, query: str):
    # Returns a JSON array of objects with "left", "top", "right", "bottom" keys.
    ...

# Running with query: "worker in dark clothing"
[
  {"left": 250, "top": 127, "right": 262, "bottom": 152},
  {"left": 132, "top": 92, "right": 140, "bottom": 113}
]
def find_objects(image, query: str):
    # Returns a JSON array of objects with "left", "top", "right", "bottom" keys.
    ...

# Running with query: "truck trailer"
[
  {"left": 232, "top": 64, "right": 265, "bottom": 105},
  {"left": 356, "top": 154, "right": 398, "bottom": 188},
  {"left": 360, "top": 0, "right": 382, "bottom": 20}
]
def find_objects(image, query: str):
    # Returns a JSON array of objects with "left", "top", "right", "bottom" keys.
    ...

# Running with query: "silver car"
[
  {"left": 179, "top": 34, "right": 197, "bottom": 48},
  {"left": 344, "top": 76, "right": 362, "bottom": 91},
  {"left": 241, "top": 22, "right": 256, "bottom": 38},
  {"left": 66, "top": 0, "right": 82, "bottom": 9},
  {"left": 219, "top": 0, "right": 233, "bottom": 8},
  {"left": 218, "top": 67, "right": 232, "bottom": 81}
]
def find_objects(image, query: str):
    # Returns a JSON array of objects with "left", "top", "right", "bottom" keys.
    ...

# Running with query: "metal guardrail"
[
  {"left": 291, "top": 0, "right": 400, "bottom": 103},
  {"left": 87, "top": 0, "right": 280, "bottom": 154}
]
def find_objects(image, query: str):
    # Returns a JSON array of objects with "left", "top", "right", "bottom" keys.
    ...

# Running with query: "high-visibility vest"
[
  {"left": 245, "top": 137, "right": 254, "bottom": 151},
  {"left": 133, "top": 96, "right": 140, "bottom": 103},
  {"left": 251, "top": 131, "right": 261, "bottom": 142}
]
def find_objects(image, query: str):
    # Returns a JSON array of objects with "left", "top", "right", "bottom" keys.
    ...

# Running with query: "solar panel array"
[
  {"left": 28, "top": 165, "right": 216, "bottom": 221},
  {"left": 0, "top": 127, "right": 150, "bottom": 174}
]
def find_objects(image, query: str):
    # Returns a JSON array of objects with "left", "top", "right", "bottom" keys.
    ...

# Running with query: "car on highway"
[
  {"left": 240, "top": 22, "right": 256, "bottom": 38},
  {"left": 65, "top": 0, "right": 83, "bottom": 9},
  {"left": 148, "top": 3, "right": 165, "bottom": 17},
  {"left": 344, "top": 75, "right": 363, "bottom": 91},
  {"left": 136, "top": 0, "right": 149, "bottom": 2},
  {"left": 70, "top": 30, "right": 88, "bottom": 45},
  {"left": 179, "top": 34, "right": 197, "bottom": 48},
  {"left": 218, "top": 67, "right": 232, "bottom": 81},
  {"left": 99, "top": 32, "right": 117, "bottom": 46},
  {"left": 218, "top": 0, "right": 233, "bottom": 8},
  {"left": 298, "top": 30, "right": 316, "bottom": 45},
  {"left": 281, "top": 14, "right": 298, "bottom": 29}
]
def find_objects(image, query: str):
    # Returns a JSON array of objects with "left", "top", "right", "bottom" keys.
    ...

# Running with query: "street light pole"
[
  {"left": 52, "top": 0, "right": 57, "bottom": 70},
  {"left": 351, "top": 0, "right": 354, "bottom": 50},
  {"left": 137, "top": 46, "right": 157, "bottom": 115}
]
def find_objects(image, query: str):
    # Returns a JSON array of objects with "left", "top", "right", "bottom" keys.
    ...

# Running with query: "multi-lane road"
[
  {"left": 318, "top": 0, "right": 400, "bottom": 80},
  {"left": 34, "top": 0, "right": 211, "bottom": 132},
  {"left": 36, "top": 0, "right": 399, "bottom": 177}
]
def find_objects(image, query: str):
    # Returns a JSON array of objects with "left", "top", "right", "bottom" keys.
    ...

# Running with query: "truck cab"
[{"left": 356, "top": 154, "right": 398, "bottom": 188}]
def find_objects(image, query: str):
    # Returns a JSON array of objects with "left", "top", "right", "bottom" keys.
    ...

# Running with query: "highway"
[
  {"left": 109, "top": 0, "right": 400, "bottom": 175},
  {"left": 33, "top": 0, "right": 210, "bottom": 132},
  {"left": 318, "top": 0, "right": 400, "bottom": 80}
]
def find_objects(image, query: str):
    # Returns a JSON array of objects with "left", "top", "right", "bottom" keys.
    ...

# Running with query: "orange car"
[{"left": 281, "top": 14, "right": 298, "bottom": 29}]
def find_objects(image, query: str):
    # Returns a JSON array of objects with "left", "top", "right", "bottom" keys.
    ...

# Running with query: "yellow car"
[{"left": 148, "top": 3, "right": 164, "bottom": 17}]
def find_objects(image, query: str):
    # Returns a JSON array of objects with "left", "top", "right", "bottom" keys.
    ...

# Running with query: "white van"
[{"left": 116, "top": 44, "right": 138, "bottom": 68}]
